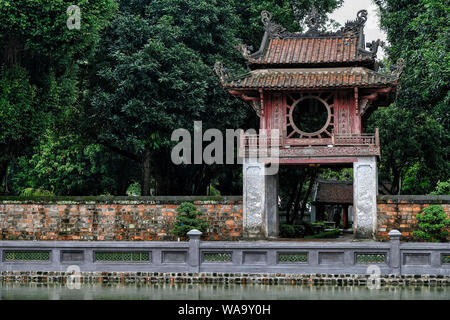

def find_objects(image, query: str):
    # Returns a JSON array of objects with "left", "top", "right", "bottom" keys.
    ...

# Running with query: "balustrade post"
[
  {"left": 187, "top": 229, "right": 202, "bottom": 272},
  {"left": 389, "top": 229, "right": 401, "bottom": 274}
]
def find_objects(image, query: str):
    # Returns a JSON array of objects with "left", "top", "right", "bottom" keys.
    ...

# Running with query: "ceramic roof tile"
[
  {"left": 249, "top": 38, "right": 372, "bottom": 66},
  {"left": 224, "top": 67, "right": 398, "bottom": 90}
]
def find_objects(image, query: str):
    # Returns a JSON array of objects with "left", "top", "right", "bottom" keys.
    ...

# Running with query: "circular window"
[{"left": 289, "top": 96, "right": 331, "bottom": 137}]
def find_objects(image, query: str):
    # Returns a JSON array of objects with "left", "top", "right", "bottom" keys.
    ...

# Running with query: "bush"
[
  {"left": 298, "top": 221, "right": 315, "bottom": 236},
  {"left": 429, "top": 180, "right": 450, "bottom": 195},
  {"left": 304, "top": 229, "right": 341, "bottom": 239},
  {"left": 171, "top": 202, "right": 208, "bottom": 239},
  {"left": 20, "top": 188, "right": 55, "bottom": 197},
  {"left": 279, "top": 222, "right": 315, "bottom": 238},
  {"left": 413, "top": 205, "right": 450, "bottom": 242},
  {"left": 279, "top": 224, "right": 296, "bottom": 238}
]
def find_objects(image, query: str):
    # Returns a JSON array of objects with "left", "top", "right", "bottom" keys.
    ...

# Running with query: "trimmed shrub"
[
  {"left": 413, "top": 205, "right": 450, "bottom": 242},
  {"left": 171, "top": 202, "right": 208, "bottom": 239},
  {"left": 304, "top": 229, "right": 341, "bottom": 239}
]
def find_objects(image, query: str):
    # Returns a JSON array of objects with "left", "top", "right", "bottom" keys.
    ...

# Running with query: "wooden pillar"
[
  {"left": 343, "top": 205, "right": 349, "bottom": 229},
  {"left": 317, "top": 204, "right": 324, "bottom": 221}
]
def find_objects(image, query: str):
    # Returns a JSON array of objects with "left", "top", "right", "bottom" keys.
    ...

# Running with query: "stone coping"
[
  {"left": 0, "top": 196, "right": 243, "bottom": 205},
  {"left": 0, "top": 271, "right": 448, "bottom": 286},
  {"left": 1, "top": 195, "right": 447, "bottom": 204},
  {"left": 377, "top": 195, "right": 450, "bottom": 204}
]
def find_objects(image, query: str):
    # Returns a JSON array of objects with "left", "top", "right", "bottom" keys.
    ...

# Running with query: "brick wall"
[
  {"left": 0, "top": 196, "right": 243, "bottom": 241},
  {"left": 2, "top": 195, "right": 449, "bottom": 242},
  {"left": 377, "top": 195, "right": 450, "bottom": 241}
]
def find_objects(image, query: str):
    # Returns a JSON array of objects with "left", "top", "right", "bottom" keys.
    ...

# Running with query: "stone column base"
[
  {"left": 353, "top": 157, "right": 378, "bottom": 239},
  {"left": 243, "top": 159, "right": 279, "bottom": 239}
]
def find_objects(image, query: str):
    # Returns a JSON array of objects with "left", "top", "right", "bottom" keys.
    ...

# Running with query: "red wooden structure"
[{"left": 215, "top": 9, "right": 402, "bottom": 165}]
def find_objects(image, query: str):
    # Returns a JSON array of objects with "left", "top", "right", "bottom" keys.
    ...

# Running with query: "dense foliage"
[
  {"left": 1, "top": 0, "right": 342, "bottom": 197},
  {"left": 370, "top": 0, "right": 450, "bottom": 195},
  {"left": 0, "top": 0, "right": 447, "bottom": 208},
  {"left": 413, "top": 205, "right": 450, "bottom": 242},
  {"left": 0, "top": 0, "right": 118, "bottom": 194},
  {"left": 85, "top": 0, "right": 248, "bottom": 195}
]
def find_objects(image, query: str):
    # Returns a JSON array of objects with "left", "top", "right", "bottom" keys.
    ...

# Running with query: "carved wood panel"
[{"left": 284, "top": 92, "right": 335, "bottom": 140}]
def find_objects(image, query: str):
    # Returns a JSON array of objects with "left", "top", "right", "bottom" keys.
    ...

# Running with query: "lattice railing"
[
  {"left": 203, "top": 252, "right": 233, "bottom": 263},
  {"left": 278, "top": 253, "right": 308, "bottom": 263},
  {"left": 4, "top": 251, "right": 50, "bottom": 261},
  {"left": 240, "top": 129, "right": 379, "bottom": 149},
  {"left": 94, "top": 251, "right": 151, "bottom": 262},
  {"left": 356, "top": 253, "right": 386, "bottom": 264}
]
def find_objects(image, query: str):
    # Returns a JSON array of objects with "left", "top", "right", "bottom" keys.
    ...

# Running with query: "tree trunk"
[
  {"left": 299, "top": 169, "right": 317, "bottom": 220},
  {"left": 391, "top": 168, "right": 400, "bottom": 195},
  {"left": 283, "top": 189, "right": 296, "bottom": 221},
  {"left": 141, "top": 149, "right": 152, "bottom": 196},
  {"left": 289, "top": 181, "right": 304, "bottom": 224},
  {"left": 2, "top": 35, "right": 22, "bottom": 67},
  {"left": 0, "top": 161, "right": 8, "bottom": 193}
]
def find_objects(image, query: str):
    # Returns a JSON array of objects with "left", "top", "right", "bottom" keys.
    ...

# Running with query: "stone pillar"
[
  {"left": 265, "top": 172, "right": 279, "bottom": 238},
  {"left": 353, "top": 157, "right": 378, "bottom": 239},
  {"left": 310, "top": 204, "right": 316, "bottom": 223},
  {"left": 187, "top": 229, "right": 202, "bottom": 272},
  {"left": 243, "top": 158, "right": 278, "bottom": 239},
  {"left": 388, "top": 229, "right": 401, "bottom": 274}
]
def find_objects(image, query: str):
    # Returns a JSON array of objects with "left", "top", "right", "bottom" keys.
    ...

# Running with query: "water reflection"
[{"left": 0, "top": 283, "right": 448, "bottom": 300}]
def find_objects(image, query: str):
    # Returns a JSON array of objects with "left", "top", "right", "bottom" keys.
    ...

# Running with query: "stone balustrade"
[{"left": 1, "top": 230, "right": 449, "bottom": 276}]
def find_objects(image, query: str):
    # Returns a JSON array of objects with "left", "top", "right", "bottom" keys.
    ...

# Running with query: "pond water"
[{"left": 0, "top": 283, "right": 449, "bottom": 300}]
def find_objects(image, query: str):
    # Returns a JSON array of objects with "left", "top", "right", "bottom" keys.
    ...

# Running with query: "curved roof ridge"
[{"left": 246, "top": 9, "right": 377, "bottom": 69}]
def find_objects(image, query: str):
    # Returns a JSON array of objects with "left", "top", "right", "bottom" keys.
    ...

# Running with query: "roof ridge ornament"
[
  {"left": 305, "top": 6, "right": 324, "bottom": 36},
  {"left": 260, "top": 10, "right": 295, "bottom": 38},
  {"left": 213, "top": 61, "right": 230, "bottom": 83},
  {"left": 340, "top": 9, "right": 368, "bottom": 36},
  {"left": 357, "top": 10, "right": 368, "bottom": 24},
  {"left": 235, "top": 43, "right": 253, "bottom": 60},
  {"left": 366, "top": 39, "right": 384, "bottom": 58},
  {"left": 391, "top": 58, "right": 406, "bottom": 77},
  {"left": 259, "top": 8, "right": 369, "bottom": 39},
  {"left": 261, "top": 10, "right": 272, "bottom": 29}
]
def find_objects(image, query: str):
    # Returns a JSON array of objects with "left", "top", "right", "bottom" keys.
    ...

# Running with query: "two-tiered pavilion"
[{"left": 215, "top": 8, "right": 402, "bottom": 239}]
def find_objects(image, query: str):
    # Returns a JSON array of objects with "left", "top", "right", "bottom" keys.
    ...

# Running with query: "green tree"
[
  {"left": 370, "top": 0, "right": 450, "bottom": 194},
  {"left": 8, "top": 131, "right": 140, "bottom": 196},
  {"left": 85, "top": 0, "right": 343, "bottom": 197},
  {"left": 413, "top": 205, "right": 450, "bottom": 242},
  {"left": 0, "top": 0, "right": 117, "bottom": 193},
  {"left": 233, "top": 0, "right": 343, "bottom": 50},
  {"left": 0, "top": 66, "right": 43, "bottom": 193},
  {"left": 85, "top": 0, "right": 248, "bottom": 196},
  {"left": 429, "top": 179, "right": 450, "bottom": 195},
  {"left": 3, "top": 0, "right": 344, "bottom": 196},
  {"left": 171, "top": 202, "right": 208, "bottom": 238}
]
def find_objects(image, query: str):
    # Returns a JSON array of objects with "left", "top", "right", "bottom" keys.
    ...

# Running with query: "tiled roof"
[
  {"left": 249, "top": 37, "right": 373, "bottom": 67},
  {"left": 314, "top": 180, "right": 353, "bottom": 204},
  {"left": 314, "top": 180, "right": 393, "bottom": 204},
  {"left": 223, "top": 67, "right": 398, "bottom": 90}
]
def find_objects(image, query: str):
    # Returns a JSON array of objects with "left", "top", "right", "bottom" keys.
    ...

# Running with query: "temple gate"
[{"left": 216, "top": 8, "right": 402, "bottom": 239}]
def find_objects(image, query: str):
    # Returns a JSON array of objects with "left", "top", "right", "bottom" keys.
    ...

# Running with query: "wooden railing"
[
  {"left": 332, "top": 128, "right": 379, "bottom": 146},
  {"left": 240, "top": 128, "right": 380, "bottom": 149},
  {"left": 240, "top": 134, "right": 281, "bottom": 148}
]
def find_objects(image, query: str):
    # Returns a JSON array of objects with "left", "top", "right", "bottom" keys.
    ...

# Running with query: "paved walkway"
[{"left": 274, "top": 233, "right": 377, "bottom": 242}]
